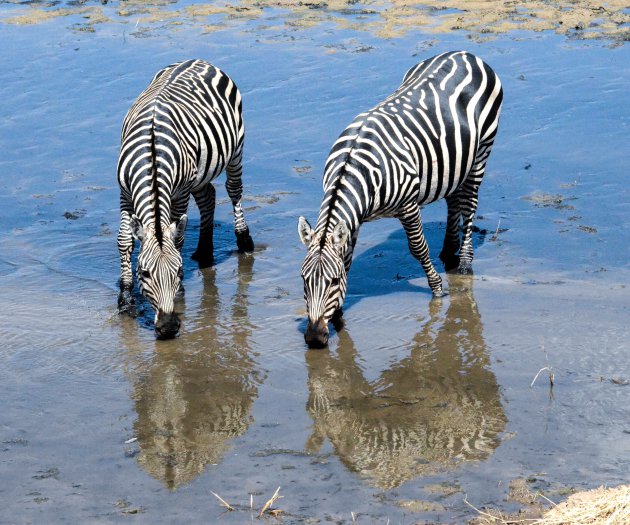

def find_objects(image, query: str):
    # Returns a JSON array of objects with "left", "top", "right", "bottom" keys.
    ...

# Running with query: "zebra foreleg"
[
  {"left": 117, "top": 208, "right": 136, "bottom": 315},
  {"left": 440, "top": 193, "right": 462, "bottom": 272},
  {"left": 191, "top": 183, "right": 216, "bottom": 268},
  {"left": 226, "top": 150, "right": 254, "bottom": 253},
  {"left": 399, "top": 203, "right": 445, "bottom": 297}
]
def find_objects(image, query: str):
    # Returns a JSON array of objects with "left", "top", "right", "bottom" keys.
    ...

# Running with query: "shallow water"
[{"left": 1, "top": 2, "right": 629, "bottom": 524}]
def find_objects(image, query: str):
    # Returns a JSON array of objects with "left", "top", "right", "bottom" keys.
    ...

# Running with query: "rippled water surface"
[{"left": 1, "top": 2, "right": 629, "bottom": 523}]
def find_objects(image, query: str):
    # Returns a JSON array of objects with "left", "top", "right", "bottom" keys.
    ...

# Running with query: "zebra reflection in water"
[
  {"left": 121, "top": 254, "right": 262, "bottom": 488},
  {"left": 304, "top": 274, "right": 506, "bottom": 489}
]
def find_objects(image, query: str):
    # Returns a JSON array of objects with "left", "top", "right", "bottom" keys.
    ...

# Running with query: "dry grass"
[
  {"left": 211, "top": 487, "right": 284, "bottom": 517},
  {"left": 258, "top": 486, "right": 283, "bottom": 517},
  {"left": 540, "top": 485, "right": 630, "bottom": 525},
  {"left": 468, "top": 484, "right": 630, "bottom": 525},
  {"left": 211, "top": 491, "right": 234, "bottom": 512}
]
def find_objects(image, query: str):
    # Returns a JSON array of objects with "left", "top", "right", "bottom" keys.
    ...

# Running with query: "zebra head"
[
  {"left": 130, "top": 214, "right": 188, "bottom": 339},
  {"left": 298, "top": 216, "right": 350, "bottom": 348}
]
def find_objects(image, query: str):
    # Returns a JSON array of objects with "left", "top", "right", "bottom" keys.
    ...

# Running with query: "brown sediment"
[{"left": 1, "top": 1, "right": 629, "bottom": 42}]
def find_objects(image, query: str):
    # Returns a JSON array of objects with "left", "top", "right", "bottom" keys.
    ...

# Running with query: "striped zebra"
[
  {"left": 298, "top": 51, "right": 503, "bottom": 347},
  {"left": 117, "top": 59, "right": 254, "bottom": 339}
]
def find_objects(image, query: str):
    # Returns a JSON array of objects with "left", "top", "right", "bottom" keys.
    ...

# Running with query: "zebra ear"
[
  {"left": 298, "top": 216, "right": 314, "bottom": 247},
  {"left": 130, "top": 215, "right": 145, "bottom": 242},
  {"left": 332, "top": 220, "right": 350, "bottom": 251},
  {"left": 169, "top": 214, "right": 188, "bottom": 242}
]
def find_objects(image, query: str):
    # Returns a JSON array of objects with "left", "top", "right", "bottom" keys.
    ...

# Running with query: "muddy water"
[{"left": 1, "top": 2, "right": 629, "bottom": 523}]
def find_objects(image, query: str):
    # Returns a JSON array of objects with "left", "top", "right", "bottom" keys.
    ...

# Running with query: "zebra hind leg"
[
  {"left": 457, "top": 142, "right": 493, "bottom": 274},
  {"left": 117, "top": 208, "right": 137, "bottom": 316},
  {"left": 226, "top": 150, "right": 254, "bottom": 253},
  {"left": 439, "top": 193, "right": 462, "bottom": 272},
  {"left": 399, "top": 203, "right": 445, "bottom": 298},
  {"left": 191, "top": 184, "right": 216, "bottom": 268}
]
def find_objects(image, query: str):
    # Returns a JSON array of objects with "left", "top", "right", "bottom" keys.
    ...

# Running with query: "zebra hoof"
[
  {"left": 236, "top": 229, "right": 254, "bottom": 253},
  {"left": 431, "top": 288, "right": 447, "bottom": 299},
  {"left": 457, "top": 262, "right": 473, "bottom": 275},
  {"left": 440, "top": 252, "right": 460, "bottom": 272},
  {"left": 331, "top": 308, "right": 344, "bottom": 330},
  {"left": 192, "top": 251, "right": 214, "bottom": 268},
  {"left": 118, "top": 292, "right": 138, "bottom": 317}
]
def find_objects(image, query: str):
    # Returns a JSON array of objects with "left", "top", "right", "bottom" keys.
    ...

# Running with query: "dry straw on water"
[
  {"left": 470, "top": 484, "right": 630, "bottom": 525},
  {"left": 540, "top": 485, "right": 630, "bottom": 525}
]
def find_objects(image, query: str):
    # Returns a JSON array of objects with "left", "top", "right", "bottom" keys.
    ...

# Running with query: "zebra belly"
[{"left": 193, "top": 141, "right": 230, "bottom": 188}]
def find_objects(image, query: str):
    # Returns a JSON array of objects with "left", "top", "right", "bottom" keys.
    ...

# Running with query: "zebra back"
[
  {"left": 117, "top": 59, "right": 244, "bottom": 240},
  {"left": 315, "top": 51, "right": 503, "bottom": 238}
]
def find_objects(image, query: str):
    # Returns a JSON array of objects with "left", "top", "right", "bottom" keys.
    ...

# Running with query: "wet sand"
[{"left": 1, "top": 2, "right": 629, "bottom": 523}]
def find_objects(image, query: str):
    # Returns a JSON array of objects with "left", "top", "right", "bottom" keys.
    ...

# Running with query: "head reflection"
[
  {"left": 305, "top": 274, "right": 506, "bottom": 489},
  {"left": 124, "top": 254, "right": 262, "bottom": 489}
]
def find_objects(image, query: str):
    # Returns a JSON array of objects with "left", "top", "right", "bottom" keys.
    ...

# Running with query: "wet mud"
[{"left": 1, "top": 2, "right": 629, "bottom": 524}]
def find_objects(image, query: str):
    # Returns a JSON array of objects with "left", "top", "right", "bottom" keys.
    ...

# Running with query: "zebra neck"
[{"left": 313, "top": 212, "right": 359, "bottom": 250}]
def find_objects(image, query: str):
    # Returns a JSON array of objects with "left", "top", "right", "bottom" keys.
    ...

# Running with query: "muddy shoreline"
[{"left": 1, "top": 0, "right": 629, "bottom": 43}]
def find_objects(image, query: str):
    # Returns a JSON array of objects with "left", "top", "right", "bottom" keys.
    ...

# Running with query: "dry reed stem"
[
  {"left": 211, "top": 491, "right": 234, "bottom": 511},
  {"left": 258, "top": 486, "right": 282, "bottom": 517},
  {"left": 530, "top": 366, "right": 554, "bottom": 389},
  {"left": 490, "top": 219, "right": 502, "bottom": 241}
]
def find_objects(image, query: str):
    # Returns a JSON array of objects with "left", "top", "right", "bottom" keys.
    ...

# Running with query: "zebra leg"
[
  {"left": 226, "top": 148, "right": 254, "bottom": 252},
  {"left": 191, "top": 183, "right": 216, "bottom": 268},
  {"left": 458, "top": 142, "right": 493, "bottom": 274},
  {"left": 117, "top": 207, "right": 136, "bottom": 314},
  {"left": 398, "top": 203, "right": 445, "bottom": 297},
  {"left": 439, "top": 193, "right": 462, "bottom": 272}
]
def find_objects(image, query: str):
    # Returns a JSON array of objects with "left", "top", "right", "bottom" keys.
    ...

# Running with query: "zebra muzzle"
[
  {"left": 304, "top": 317, "right": 329, "bottom": 348},
  {"left": 155, "top": 310, "right": 181, "bottom": 339}
]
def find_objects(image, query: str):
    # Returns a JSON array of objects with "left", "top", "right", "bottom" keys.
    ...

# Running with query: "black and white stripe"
[
  {"left": 117, "top": 59, "right": 254, "bottom": 338},
  {"left": 298, "top": 51, "right": 503, "bottom": 347}
]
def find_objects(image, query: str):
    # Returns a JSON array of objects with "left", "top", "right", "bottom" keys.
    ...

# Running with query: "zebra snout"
[
  {"left": 155, "top": 310, "right": 181, "bottom": 339},
  {"left": 305, "top": 318, "right": 329, "bottom": 349}
]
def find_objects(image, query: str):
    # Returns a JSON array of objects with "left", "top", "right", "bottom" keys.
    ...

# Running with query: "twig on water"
[
  {"left": 530, "top": 366, "right": 554, "bottom": 389},
  {"left": 490, "top": 219, "right": 502, "bottom": 241},
  {"left": 258, "top": 486, "right": 282, "bottom": 517},
  {"left": 351, "top": 511, "right": 357, "bottom": 523},
  {"left": 530, "top": 348, "right": 555, "bottom": 399},
  {"left": 211, "top": 491, "right": 234, "bottom": 511}
]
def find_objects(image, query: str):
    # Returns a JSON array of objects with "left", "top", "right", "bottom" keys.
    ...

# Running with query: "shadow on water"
[
  {"left": 341, "top": 220, "right": 488, "bottom": 312},
  {"left": 304, "top": 273, "right": 506, "bottom": 489},
  {"left": 118, "top": 252, "right": 265, "bottom": 489}
]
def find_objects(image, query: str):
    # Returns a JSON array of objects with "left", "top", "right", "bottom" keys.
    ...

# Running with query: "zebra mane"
[
  {"left": 317, "top": 158, "right": 353, "bottom": 249},
  {"left": 150, "top": 103, "right": 163, "bottom": 247},
  {"left": 318, "top": 187, "right": 341, "bottom": 250}
]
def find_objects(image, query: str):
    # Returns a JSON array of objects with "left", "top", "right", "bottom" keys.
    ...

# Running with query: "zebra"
[
  {"left": 298, "top": 51, "right": 503, "bottom": 347},
  {"left": 117, "top": 59, "right": 254, "bottom": 339}
]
